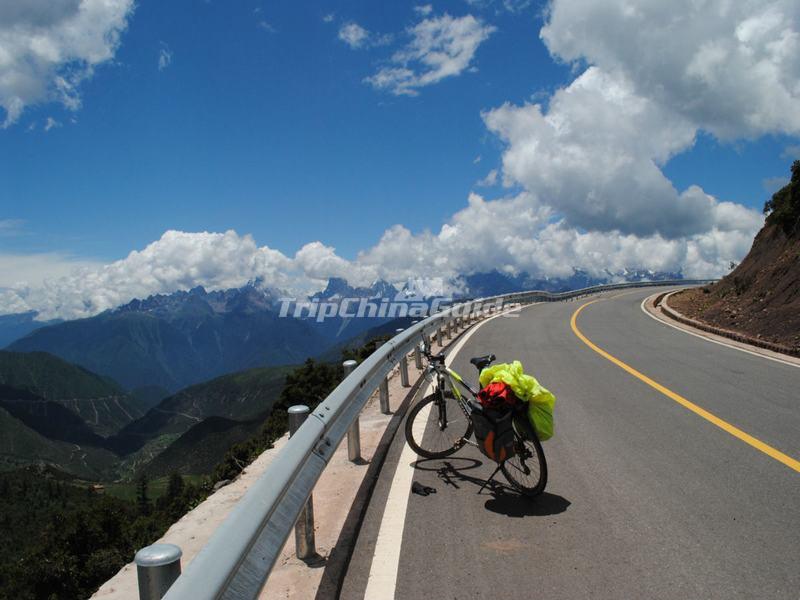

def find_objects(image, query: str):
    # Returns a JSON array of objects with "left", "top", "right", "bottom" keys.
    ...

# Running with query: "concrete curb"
[{"left": 661, "top": 290, "right": 800, "bottom": 358}]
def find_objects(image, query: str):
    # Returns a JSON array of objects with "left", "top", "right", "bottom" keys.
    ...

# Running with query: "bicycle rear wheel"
[
  {"left": 405, "top": 390, "right": 473, "bottom": 459},
  {"left": 501, "top": 414, "right": 547, "bottom": 497}
]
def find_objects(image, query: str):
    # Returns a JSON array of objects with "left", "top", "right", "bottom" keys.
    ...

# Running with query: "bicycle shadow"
[{"left": 412, "top": 458, "right": 570, "bottom": 518}]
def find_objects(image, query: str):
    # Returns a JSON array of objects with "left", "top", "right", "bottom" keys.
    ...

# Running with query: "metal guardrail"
[{"left": 142, "top": 279, "right": 712, "bottom": 600}]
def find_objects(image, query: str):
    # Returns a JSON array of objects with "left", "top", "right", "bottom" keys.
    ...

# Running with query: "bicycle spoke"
[
  {"left": 501, "top": 419, "right": 547, "bottom": 497},
  {"left": 405, "top": 392, "right": 472, "bottom": 459}
]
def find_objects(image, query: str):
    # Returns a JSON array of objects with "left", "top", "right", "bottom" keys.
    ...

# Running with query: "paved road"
[{"left": 339, "top": 288, "right": 800, "bottom": 600}]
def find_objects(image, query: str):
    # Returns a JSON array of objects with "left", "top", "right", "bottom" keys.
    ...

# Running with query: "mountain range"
[
  {"left": 0, "top": 311, "right": 60, "bottom": 348},
  {"left": 2, "top": 271, "right": 682, "bottom": 394},
  {"left": 0, "top": 348, "right": 296, "bottom": 481},
  {"left": 7, "top": 286, "right": 324, "bottom": 392}
]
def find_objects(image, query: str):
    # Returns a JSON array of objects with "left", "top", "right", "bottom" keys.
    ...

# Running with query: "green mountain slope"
[
  {"left": 0, "top": 350, "right": 123, "bottom": 398},
  {"left": 0, "top": 407, "right": 117, "bottom": 479},
  {"left": 109, "top": 365, "right": 293, "bottom": 455},
  {"left": 0, "top": 351, "right": 144, "bottom": 436},
  {"left": 141, "top": 415, "right": 265, "bottom": 477},
  {"left": 0, "top": 384, "right": 107, "bottom": 447}
]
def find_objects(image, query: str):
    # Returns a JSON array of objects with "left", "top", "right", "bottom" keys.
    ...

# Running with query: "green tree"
[
  {"left": 166, "top": 472, "right": 184, "bottom": 499},
  {"left": 136, "top": 475, "right": 150, "bottom": 516},
  {"left": 764, "top": 160, "right": 800, "bottom": 234}
]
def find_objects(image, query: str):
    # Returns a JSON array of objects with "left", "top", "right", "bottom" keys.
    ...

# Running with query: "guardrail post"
[
  {"left": 379, "top": 375, "right": 390, "bottom": 414},
  {"left": 342, "top": 360, "right": 361, "bottom": 462},
  {"left": 374, "top": 342, "right": 390, "bottom": 414},
  {"left": 288, "top": 405, "right": 316, "bottom": 560},
  {"left": 135, "top": 543, "right": 182, "bottom": 600},
  {"left": 397, "top": 329, "right": 410, "bottom": 387},
  {"left": 411, "top": 321, "right": 422, "bottom": 369}
]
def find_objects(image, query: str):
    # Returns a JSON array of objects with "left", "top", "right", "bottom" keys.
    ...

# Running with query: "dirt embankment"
[
  {"left": 670, "top": 220, "right": 799, "bottom": 354},
  {"left": 671, "top": 161, "right": 800, "bottom": 353}
]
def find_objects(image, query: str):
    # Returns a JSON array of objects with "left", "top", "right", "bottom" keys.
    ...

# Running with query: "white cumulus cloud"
[
  {"left": 477, "top": 1, "right": 790, "bottom": 243},
  {"left": 338, "top": 22, "right": 370, "bottom": 49},
  {"left": 0, "top": 200, "right": 762, "bottom": 321},
  {"left": 366, "top": 14, "right": 495, "bottom": 96},
  {"left": 540, "top": 0, "right": 800, "bottom": 139},
  {"left": 0, "top": 0, "right": 134, "bottom": 127},
  {"left": 483, "top": 68, "right": 721, "bottom": 238}
]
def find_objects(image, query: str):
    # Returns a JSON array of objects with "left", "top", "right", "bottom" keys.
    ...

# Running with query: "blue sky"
[
  {"left": 1, "top": 0, "right": 798, "bottom": 319},
  {"left": 3, "top": 1, "right": 562, "bottom": 259}
]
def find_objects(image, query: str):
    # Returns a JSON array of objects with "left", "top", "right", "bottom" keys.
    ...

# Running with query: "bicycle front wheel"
[
  {"left": 501, "top": 414, "right": 547, "bottom": 497},
  {"left": 405, "top": 390, "right": 473, "bottom": 459}
]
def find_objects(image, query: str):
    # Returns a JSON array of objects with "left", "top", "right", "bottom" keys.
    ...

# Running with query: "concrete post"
[
  {"left": 135, "top": 544, "right": 182, "bottom": 600},
  {"left": 288, "top": 405, "right": 316, "bottom": 560},
  {"left": 343, "top": 360, "right": 361, "bottom": 462},
  {"left": 397, "top": 329, "right": 410, "bottom": 387}
]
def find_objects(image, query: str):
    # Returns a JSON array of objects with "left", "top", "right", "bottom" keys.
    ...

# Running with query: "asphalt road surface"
[{"left": 339, "top": 288, "right": 800, "bottom": 600}]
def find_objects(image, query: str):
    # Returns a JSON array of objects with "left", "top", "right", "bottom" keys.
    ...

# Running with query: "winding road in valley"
[{"left": 340, "top": 288, "right": 800, "bottom": 600}]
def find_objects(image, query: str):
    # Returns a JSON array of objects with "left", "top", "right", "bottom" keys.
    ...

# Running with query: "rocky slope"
[{"left": 670, "top": 161, "right": 799, "bottom": 352}]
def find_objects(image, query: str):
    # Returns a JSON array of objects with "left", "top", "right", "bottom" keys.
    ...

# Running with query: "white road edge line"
[
  {"left": 640, "top": 294, "right": 799, "bottom": 369},
  {"left": 362, "top": 305, "right": 530, "bottom": 600}
]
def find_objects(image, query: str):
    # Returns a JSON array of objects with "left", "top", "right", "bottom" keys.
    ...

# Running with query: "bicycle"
[{"left": 404, "top": 343, "right": 547, "bottom": 497}]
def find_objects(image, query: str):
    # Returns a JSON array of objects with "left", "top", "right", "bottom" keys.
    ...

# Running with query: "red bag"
[{"left": 477, "top": 381, "right": 521, "bottom": 409}]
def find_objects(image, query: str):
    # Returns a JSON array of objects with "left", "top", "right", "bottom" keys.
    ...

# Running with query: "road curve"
[{"left": 340, "top": 288, "right": 800, "bottom": 600}]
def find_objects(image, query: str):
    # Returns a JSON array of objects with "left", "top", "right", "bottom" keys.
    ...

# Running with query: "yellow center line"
[{"left": 571, "top": 298, "right": 800, "bottom": 474}]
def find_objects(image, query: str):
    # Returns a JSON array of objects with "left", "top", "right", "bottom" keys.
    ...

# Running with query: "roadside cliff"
[{"left": 670, "top": 161, "right": 800, "bottom": 353}]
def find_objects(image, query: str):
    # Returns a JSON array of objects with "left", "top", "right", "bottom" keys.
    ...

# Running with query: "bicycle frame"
[{"left": 442, "top": 367, "right": 478, "bottom": 400}]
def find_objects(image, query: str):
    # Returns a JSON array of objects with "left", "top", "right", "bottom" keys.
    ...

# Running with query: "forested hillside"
[{"left": 0, "top": 351, "right": 144, "bottom": 437}]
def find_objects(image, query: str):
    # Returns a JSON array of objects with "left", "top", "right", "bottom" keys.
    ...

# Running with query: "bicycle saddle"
[{"left": 470, "top": 354, "right": 496, "bottom": 371}]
